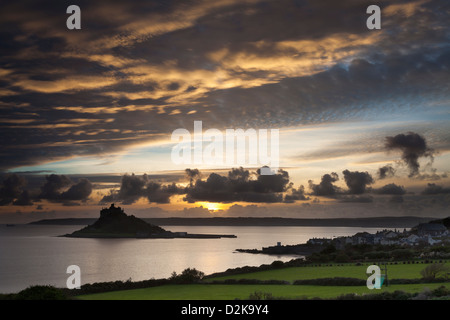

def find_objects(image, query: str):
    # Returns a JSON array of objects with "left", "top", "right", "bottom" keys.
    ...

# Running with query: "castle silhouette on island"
[
  {"left": 64, "top": 204, "right": 236, "bottom": 239},
  {"left": 100, "top": 203, "right": 125, "bottom": 217}
]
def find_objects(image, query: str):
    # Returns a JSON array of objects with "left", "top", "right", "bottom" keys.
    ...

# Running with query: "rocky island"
[{"left": 64, "top": 204, "right": 236, "bottom": 239}]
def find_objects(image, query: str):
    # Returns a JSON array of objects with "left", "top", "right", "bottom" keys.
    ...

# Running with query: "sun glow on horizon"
[{"left": 196, "top": 202, "right": 227, "bottom": 212}]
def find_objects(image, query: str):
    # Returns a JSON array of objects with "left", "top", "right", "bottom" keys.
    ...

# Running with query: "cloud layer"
[
  {"left": 99, "top": 167, "right": 307, "bottom": 205},
  {"left": 0, "top": 1, "right": 449, "bottom": 222},
  {"left": 0, "top": 0, "right": 449, "bottom": 172},
  {"left": 0, "top": 173, "right": 92, "bottom": 206}
]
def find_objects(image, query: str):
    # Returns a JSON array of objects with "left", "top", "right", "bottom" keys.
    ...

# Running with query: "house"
[
  {"left": 385, "top": 231, "right": 398, "bottom": 239},
  {"left": 345, "top": 237, "right": 353, "bottom": 245},
  {"left": 425, "top": 235, "right": 441, "bottom": 246},
  {"left": 406, "top": 234, "right": 419, "bottom": 243},
  {"left": 400, "top": 234, "right": 420, "bottom": 246},
  {"left": 307, "top": 238, "right": 330, "bottom": 245},
  {"left": 353, "top": 232, "right": 375, "bottom": 245},
  {"left": 380, "top": 239, "right": 398, "bottom": 246},
  {"left": 373, "top": 234, "right": 384, "bottom": 245}
]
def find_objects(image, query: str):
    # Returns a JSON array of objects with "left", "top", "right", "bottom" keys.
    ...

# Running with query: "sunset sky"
[{"left": 0, "top": 0, "right": 449, "bottom": 222}]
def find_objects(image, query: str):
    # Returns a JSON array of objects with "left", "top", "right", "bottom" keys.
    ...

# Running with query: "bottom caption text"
[{"left": 181, "top": 304, "right": 269, "bottom": 317}]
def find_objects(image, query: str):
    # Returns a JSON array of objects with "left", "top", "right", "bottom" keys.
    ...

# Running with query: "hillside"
[
  {"left": 65, "top": 204, "right": 166, "bottom": 238},
  {"left": 430, "top": 217, "right": 450, "bottom": 229}
]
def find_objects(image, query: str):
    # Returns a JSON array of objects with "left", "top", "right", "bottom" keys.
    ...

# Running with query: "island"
[{"left": 63, "top": 204, "right": 236, "bottom": 239}]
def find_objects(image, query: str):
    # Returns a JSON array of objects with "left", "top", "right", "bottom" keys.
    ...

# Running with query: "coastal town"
[
  {"left": 309, "top": 222, "right": 449, "bottom": 249},
  {"left": 237, "top": 218, "right": 450, "bottom": 258}
]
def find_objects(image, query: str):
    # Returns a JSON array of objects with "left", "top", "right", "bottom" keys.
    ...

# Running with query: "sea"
[{"left": 0, "top": 224, "right": 392, "bottom": 293}]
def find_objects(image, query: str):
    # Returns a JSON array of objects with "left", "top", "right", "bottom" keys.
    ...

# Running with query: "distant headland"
[
  {"left": 32, "top": 215, "right": 435, "bottom": 228},
  {"left": 62, "top": 204, "right": 236, "bottom": 239}
]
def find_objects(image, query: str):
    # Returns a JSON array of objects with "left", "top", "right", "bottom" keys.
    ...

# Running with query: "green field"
[
  {"left": 77, "top": 262, "right": 449, "bottom": 300},
  {"left": 205, "top": 262, "right": 434, "bottom": 282},
  {"left": 77, "top": 283, "right": 449, "bottom": 300}
]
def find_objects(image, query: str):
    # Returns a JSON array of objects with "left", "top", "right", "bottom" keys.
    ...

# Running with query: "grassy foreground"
[
  {"left": 77, "top": 283, "right": 449, "bottom": 300},
  {"left": 77, "top": 262, "right": 449, "bottom": 300},
  {"left": 205, "top": 262, "right": 433, "bottom": 282}
]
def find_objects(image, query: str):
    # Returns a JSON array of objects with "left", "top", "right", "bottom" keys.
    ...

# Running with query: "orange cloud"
[{"left": 15, "top": 76, "right": 118, "bottom": 93}]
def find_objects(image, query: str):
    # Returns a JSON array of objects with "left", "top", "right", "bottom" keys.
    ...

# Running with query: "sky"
[{"left": 0, "top": 0, "right": 449, "bottom": 222}]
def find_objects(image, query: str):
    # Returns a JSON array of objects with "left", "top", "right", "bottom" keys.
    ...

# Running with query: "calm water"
[{"left": 0, "top": 224, "right": 390, "bottom": 293}]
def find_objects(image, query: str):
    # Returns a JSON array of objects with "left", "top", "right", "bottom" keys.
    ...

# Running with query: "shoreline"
[
  {"left": 235, "top": 243, "right": 322, "bottom": 256},
  {"left": 62, "top": 232, "right": 237, "bottom": 239}
]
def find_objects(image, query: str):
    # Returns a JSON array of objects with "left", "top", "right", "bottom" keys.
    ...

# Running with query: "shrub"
[
  {"left": 336, "top": 290, "right": 412, "bottom": 300},
  {"left": 248, "top": 291, "right": 274, "bottom": 300},
  {"left": 210, "top": 279, "right": 288, "bottom": 285},
  {"left": 420, "top": 263, "right": 450, "bottom": 281},
  {"left": 270, "top": 260, "right": 284, "bottom": 268},
  {"left": 15, "top": 285, "right": 67, "bottom": 300},
  {"left": 412, "top": 286, "right": 450, "bottom": 300},
  {"left": 412, "top": 288, "right": 432, "bottom": 300},
  {"left": 335, "top": 293, "right": 359, "bottom": 300},
  {"left": 170, "top": 268, "right": 205, "bottom": 284},
  {"left": 293, "top": 277, "right": 365, "bottom": 286},
  {"left": 321, "top": 244, "right": 337, "bottom": 255},
  {"left": 432, "top": 285, "right": 450, "bottom": 297}
]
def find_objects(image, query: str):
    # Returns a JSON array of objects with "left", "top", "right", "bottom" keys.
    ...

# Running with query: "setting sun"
[{"left": 197, "top": 202, "right": 225, "bottom": 212}]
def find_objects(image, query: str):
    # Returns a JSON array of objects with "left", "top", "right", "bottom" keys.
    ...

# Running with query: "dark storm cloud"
[
  {"left": 116, "top": 174, "right": 147, "bottom": 204},
  {"left": 145, "top": 181, "right": 184, "bottom": 204},
  {"left": 0, "top": 174, "right": 28, "bottom": 205},
  {"left": 60, "top": 178, "right": 93, "bottom": 201},
  {"left": 374, "top": 183, "right": 406, "bottom": 195},
  {"left": 184, "top": 167, "right": 290, "bottom": 203},
  {"left": 421, "top": 183, "right": 450, "bottom": 195},
  {"left": 385, "top": 132, "right": 434, "bottom": 177},
  {"left": 39, "top": 174, "right": 93, "bottom": 203},
  {"left": 342, "top": 170, "right": 374, "bottom": 194},
  {"left": 185, "top": 168, "right": 201, "bottom": 186},
  {"left": 415, "top": 170, "right": 448, "bottom": 181},
  {"left": 39, "top": 174, "right": 72, "bottom": 200},
  {"left": 253, "top": 167, "right": 290, "bottom": 193},
  {"left": 308, "top": 172, "right": 341, "bottom": 197},
  {"left": 100, "top": 167, "right": 298, "bottom": 205},
  {"left": 183, "top": 173, "right": 232, "bottom": 203},
  {"left": 100, "top": 173, "right": 185, "bottom": 205},
  {"left": 1, "top": 173, "right": 93, "bottom": 205},
  {"left": 0, "top": 0, "right": 449, "bottom": 172},
  {"left": 284, "top": 185, "right": 308, "bottom": 203},
  {"left": 12, "top": 190, "right": 34, "bottom": 206},
  {"left": 377, "top": 165, "right": 395, "bottom": 180}
]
